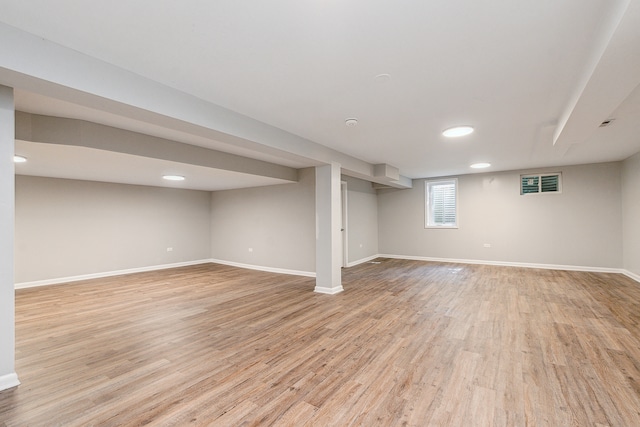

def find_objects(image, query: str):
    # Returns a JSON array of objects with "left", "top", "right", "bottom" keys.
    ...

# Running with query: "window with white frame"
[
  {"left": 425, "top": 178, "right": 458, "bottom": 228},
  {"left": 520, "top": 173, "right": 561, "bottom": 195}
]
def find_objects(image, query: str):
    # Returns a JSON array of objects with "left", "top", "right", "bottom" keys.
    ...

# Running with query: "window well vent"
[{"left": 520, "top": 173, "right": 561, "bottom": 195}]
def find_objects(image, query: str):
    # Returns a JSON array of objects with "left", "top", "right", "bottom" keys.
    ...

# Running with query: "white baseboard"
[
  {"left": 210, "top": 258, "right": 316, "bottom": 278},
  {"left": 0, "top": 373, "right": 20, "bottom": 392},
  {"left": 346, "top": 254, "right": 381, "bottom": 268},
  {"left": 314, "top": 285, "right": 344, "bottom": 294},
  {"left": 15, "top": 259, "right": 213, "bottom": 289},
  {"left": 622, "top": 269, "right": 640, "bottom": 284},
  {"left": 14, "top": 255, "right": 638, "bottom": 290},
  {"left": 377, "top": 254, "right": 624, "bottom": 274}
]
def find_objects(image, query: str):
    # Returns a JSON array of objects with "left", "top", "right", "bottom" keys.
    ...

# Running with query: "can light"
[
  {"left": 162, "top": 175, "right": 185, "bottom": 181},
  {"left": 442, "top": 126, "right": 474, "bottom": 138},
  {"left": 470, "top": 162, "right": 491, "bottom": 169},
  {"left": 14, "top": 155, "right": 27, "bottom": 163}
]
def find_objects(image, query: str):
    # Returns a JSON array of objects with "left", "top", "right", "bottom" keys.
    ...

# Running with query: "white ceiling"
[
  {"left": 2, "top": 0, "right": 640, "bottom": 190},
  {"left": 14, "top": 140, "right": 293, "bottom": 191}
]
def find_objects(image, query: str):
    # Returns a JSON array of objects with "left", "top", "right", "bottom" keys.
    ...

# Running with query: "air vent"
[{"left": 599, "top": 119, "right": 615, "bottom": 127}]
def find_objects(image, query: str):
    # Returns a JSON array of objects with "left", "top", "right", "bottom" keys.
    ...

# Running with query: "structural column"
[
  {"left": 315, "top": 162, "right": 343, "bottom": 294},
  {"left": 0, "top": 85, "right": 19, "bottom": 391}
]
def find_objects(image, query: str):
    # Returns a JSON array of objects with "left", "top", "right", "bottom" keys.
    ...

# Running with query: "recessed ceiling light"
[
  {"left": 443, "top": 126, "right": 474, "bottom": 137},
  {"left": 470, "top": 162, "right": 491, "bottom": 169},
  {"left": 345, "top": 118, "right": 358, "bottom": 127},
  {"left": 163, "top": 175, "right": 185, "bottom": 181},
  {"left": 13, "top": 155, "right": 27, "bottom": 163}
]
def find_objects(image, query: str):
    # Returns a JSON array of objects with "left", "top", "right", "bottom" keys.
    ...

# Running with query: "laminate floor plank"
[{"left": 1, "top": 260, "right": 640, "bottom": 426}]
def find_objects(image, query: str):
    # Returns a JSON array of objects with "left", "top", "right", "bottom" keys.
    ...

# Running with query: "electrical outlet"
[
  {"left": 167, "top": 247, "right": 173, "bottom": 252},
  {"left": 359, "top": 243, "right": 363, "bottom": 248},
  {"left": 483, "top": 243, "right": 491, "bottom": 248},
  {"left": 248, "top": 248, "right": 253, "bottom": 252}
]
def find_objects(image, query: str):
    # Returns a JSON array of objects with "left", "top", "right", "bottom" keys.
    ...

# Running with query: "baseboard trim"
[
  {"left": 622, "top": 269, "right": 640, "bottom": 284},
  {"left": 346, "top": 254, "right": 381, "bottom": 268},
  {"left": 314, "top": 285, "right": 344, "bottom": 294},
  {"left": 0, "top": 373, "right": 20, "bottom": 392},
  {"left": 210, "top": 259, "right": 316, "bottom": 278},
  {"left": 15, "top": 255, "right": 635, "bottom": 290},
  {"left": 378, "top": 254, "right": 623, "bottom": 274},
  {"left": 15, "top": 259, "right": 213, "bottom": 289}
]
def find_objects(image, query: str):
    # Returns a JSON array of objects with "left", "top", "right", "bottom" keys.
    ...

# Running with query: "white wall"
[
  {"left": 378, "top": 162, "right": 623, "bottom": 269},
  {"left": 343, "top": 176, "right": 379, "bottom": 264},
  {"left": 210, "top": 168, "right": 315, "bottom": 273},
  {"left": 14, "top": 158, "right": 635, "bottom": 284},
  {"left": 622, "top": 152, "right": 640, "bottom": 278},
  {"left": 15, "top": 176, "right": 212, "bottom": 284}
]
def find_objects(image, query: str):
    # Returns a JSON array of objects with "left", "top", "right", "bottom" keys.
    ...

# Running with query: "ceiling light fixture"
[
  {"left": 13, "top": 155, "right": 27, "bottom": 163},
  {"left": 162, "top": 175, "right": 185, "bottom": 181},
  {"left": 443, "top": 126, "right": 474, "bottom": 137},
  {"left": 470, "top": 162, "right": 491, "bottom": 169},
  {"left": 345, "top": 118, "right": 358, "bottom": 127}
]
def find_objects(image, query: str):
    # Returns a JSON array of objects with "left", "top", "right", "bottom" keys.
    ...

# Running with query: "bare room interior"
[{"left": 1, "top": 1, "right": 640, "bottom": 425}]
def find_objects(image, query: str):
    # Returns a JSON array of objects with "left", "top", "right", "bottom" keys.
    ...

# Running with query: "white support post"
[
  {"left": 315, "top": 163, "right": 344, "bottom": 294},
  {"left": 0, "top": 85, "right": 19, "bottom": 391}
]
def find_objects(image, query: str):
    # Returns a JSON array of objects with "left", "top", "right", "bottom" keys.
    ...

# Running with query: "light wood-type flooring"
[{"left": 2, "top": 259, "right": 640, "bottom": 426}]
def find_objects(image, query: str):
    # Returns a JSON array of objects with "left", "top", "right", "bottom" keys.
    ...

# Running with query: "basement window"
[
  {"left": 425, "top": 178, "right": 458, "bottom": 228},
  {"left": 520, "top": 173, "right": 561, "bottom": 195}
]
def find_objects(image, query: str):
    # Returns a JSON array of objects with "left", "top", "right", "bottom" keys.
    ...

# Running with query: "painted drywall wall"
[
  {"left": 622, "top": 152, "right": 640, "bottom": 277},
  {"left": 210, "top": 167, "right": 315, "bottom": 273},
  {"left": 15, "top": 176, "right": 212, "bottom": 283},
  {"left": 342, "top": 176, "right": 379, "bottom": 264},
  {"left": 378, "top": 162, "right": 623, "bottom": 268}
]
